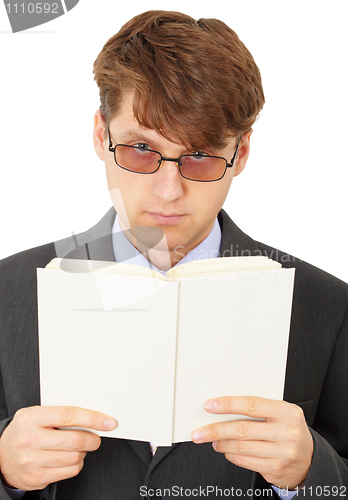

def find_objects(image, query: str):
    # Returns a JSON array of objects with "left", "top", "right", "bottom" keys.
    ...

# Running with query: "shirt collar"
[{"left": 112, "top": 215, "right": 221, "bottom": 275}]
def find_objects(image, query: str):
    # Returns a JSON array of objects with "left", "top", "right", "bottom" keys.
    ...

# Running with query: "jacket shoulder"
[
  {"left": 256, "top": 240, "right": 348, "bottom": 323},
  {"left": 257, "top": 240, "right": 347, "bottom": 290},
  {"left": 219, "top": 209, "right": 348, "bottom": 299},
  {"left": 0, "top": 243, "right": 56, "bottom": 299}
]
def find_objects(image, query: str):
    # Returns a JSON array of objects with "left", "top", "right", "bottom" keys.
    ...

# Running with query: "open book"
[{"left": 37, "top": 256, "right": 295, "bottom": 446}]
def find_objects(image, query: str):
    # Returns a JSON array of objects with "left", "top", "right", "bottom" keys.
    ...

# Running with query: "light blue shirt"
[{"left": 112, "top": 215, "right": 222, "bottom": 272}]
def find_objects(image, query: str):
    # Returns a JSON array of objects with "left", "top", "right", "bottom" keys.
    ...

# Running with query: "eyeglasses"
[{"left": 108, "top": 127, "right": 242, "bottom": 182}]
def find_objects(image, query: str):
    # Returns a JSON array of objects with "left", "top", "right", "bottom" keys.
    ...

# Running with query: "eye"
[
  {"left": 189, "top": 151, "right": 210, "bottom": 161},
  {"left": 133, "top": 143, "right": 152, "bottom": 152}
]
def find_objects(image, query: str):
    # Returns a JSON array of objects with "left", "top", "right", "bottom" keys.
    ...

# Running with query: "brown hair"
[{"left": 93, "top": 10, "right": 265, "bottom": 150}]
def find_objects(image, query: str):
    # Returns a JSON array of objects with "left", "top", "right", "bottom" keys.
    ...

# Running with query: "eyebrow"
[
  {"left": 115, "top": 128, "right": 217, "bottom": 155},
  {"left": 118, "top": 129, "right": 157, "bottom": 145},
  {"left": 117, "top": 129, "right": 189, "bottom": 154}
]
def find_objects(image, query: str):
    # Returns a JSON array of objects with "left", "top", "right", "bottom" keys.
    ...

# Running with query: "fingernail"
[
  {"left": 205, "top": 400, "right": 217, "bottom": 411},
  {"left": 192, "top": 430, "right": 204, "bottom": 442},
  {"left": 212, "top": 441, "right": 218, "bottom": 450},
  {"left": 104, "top": 417, "right": 117, "bottom": 430}
]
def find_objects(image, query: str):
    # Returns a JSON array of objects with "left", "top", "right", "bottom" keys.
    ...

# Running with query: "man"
[{"left": 0, "top": 10, "right": 347, "bottom": 500}]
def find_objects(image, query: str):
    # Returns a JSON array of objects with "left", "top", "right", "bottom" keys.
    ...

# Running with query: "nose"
[{"left": 152, "top": 160, "right": 185, "bottom": 202}]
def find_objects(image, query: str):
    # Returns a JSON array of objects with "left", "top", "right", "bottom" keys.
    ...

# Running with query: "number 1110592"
[{"left": 6, "top": 3, "right": 59, "bottom": 14}]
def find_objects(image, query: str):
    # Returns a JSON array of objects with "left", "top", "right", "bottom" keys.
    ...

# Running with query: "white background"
[{"left": 0, "top": 0, "right": 347, "bottom": 282}]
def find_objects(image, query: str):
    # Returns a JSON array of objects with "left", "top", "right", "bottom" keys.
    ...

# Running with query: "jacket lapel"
[
  {"left": 218, "top": 210, "right": 261, "bottom": 257},
  {"left": 144, "top": 445, "right": 178, "bottom": 473},
  {"left": 54, "top": 207, "right": 117, "bottom": 262},
  {"left": 126, "top": 440, "right": 153, "bottom": 467}
]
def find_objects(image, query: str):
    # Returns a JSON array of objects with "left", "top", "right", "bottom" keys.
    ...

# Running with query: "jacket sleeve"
[
  {"left": 0, "top": 361, "right": 14, "bottom": 500},
  {"left": 297, "top": 303, "right": 348, "bottom": 491},
  {"left": 252, "top": 303, "right": 348, "bottom": 499},
  {"left": 298, "top": 429, "right": 348, "bottom": 492}
]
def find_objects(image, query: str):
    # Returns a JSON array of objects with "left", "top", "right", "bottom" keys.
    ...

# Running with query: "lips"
[{"left": 147, "top": 212, "right": 186, "bottom": 225}]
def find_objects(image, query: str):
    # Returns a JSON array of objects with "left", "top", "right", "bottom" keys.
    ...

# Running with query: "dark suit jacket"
[{"left": 0, "top": 208, "right": 347, "bottom": 499}]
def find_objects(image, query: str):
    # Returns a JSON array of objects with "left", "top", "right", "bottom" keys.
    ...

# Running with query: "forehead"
[
  {"left": 110, "top": 90, "right": 137, "bottom": 129},
  {"left": 109, "top": 89, "right": 236, "bottom": 152},
  {"left": 109, "top": 90, "right": 187, "bottom": 147}
]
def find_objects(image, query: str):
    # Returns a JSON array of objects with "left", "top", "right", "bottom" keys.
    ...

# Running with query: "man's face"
[{"left": 94, "top": 92, "right": 250, "bottom": 266}]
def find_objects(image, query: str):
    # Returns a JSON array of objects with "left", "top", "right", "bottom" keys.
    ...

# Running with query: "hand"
[
  {"left": 191, "top": 396, "right": 313, "bottom": 490},
  {"left": 0, "top": 406, "right": 117, "bottom": 491}
]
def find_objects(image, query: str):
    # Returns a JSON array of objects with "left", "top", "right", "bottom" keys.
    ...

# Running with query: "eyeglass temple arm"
[
  {"left": 107, "top": 126, "right": 115, "bottom": 152},
  {"left": 227, "top": 135, "right": 243, "bottom": 168}
]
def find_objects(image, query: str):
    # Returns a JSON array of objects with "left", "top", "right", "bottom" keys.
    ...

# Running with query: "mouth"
[{"left": 146, "top": 212, "right": 186, "bottom": 225}]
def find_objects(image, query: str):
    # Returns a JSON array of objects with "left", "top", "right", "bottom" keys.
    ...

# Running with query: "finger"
[
  {"left": 23, "top": 406, "right": 117, "bottom": 431},
  {"left": 221, "top": 452, "right": 278, "bottom": 478},
  {"left": 41, "top": 428, "right": 102, "bottom": 452},
  {"left": 204, "top": 396, "right": 298, "bottom": 421},
  {"left": 192, "top": 419, "right": 283, "bottom": 444},
  {"left": 27, "top": 463, "right": 86, "bottom": 490},
  {"left": 212, "top": 438, "right": 277, "bottom": 458},
  {"left": 35, "top": 450, "right": 87, "bottom": 468}
]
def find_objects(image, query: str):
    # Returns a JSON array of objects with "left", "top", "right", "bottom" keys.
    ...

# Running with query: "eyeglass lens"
[{"left": 115, "top": 145, "right": 227, "bottom": 181}]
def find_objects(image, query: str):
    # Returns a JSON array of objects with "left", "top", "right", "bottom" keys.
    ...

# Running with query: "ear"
[
  {"left": 93, "top": 110, "right": 107, "bottom": 161},
  {"left": 233, "top": 128, "right": 253, "bottom": 177}
]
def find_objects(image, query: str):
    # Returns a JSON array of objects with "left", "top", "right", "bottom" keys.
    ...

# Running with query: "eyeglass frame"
[{"left": 107, "top": 126, "right": 242, "bottom": 182}]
